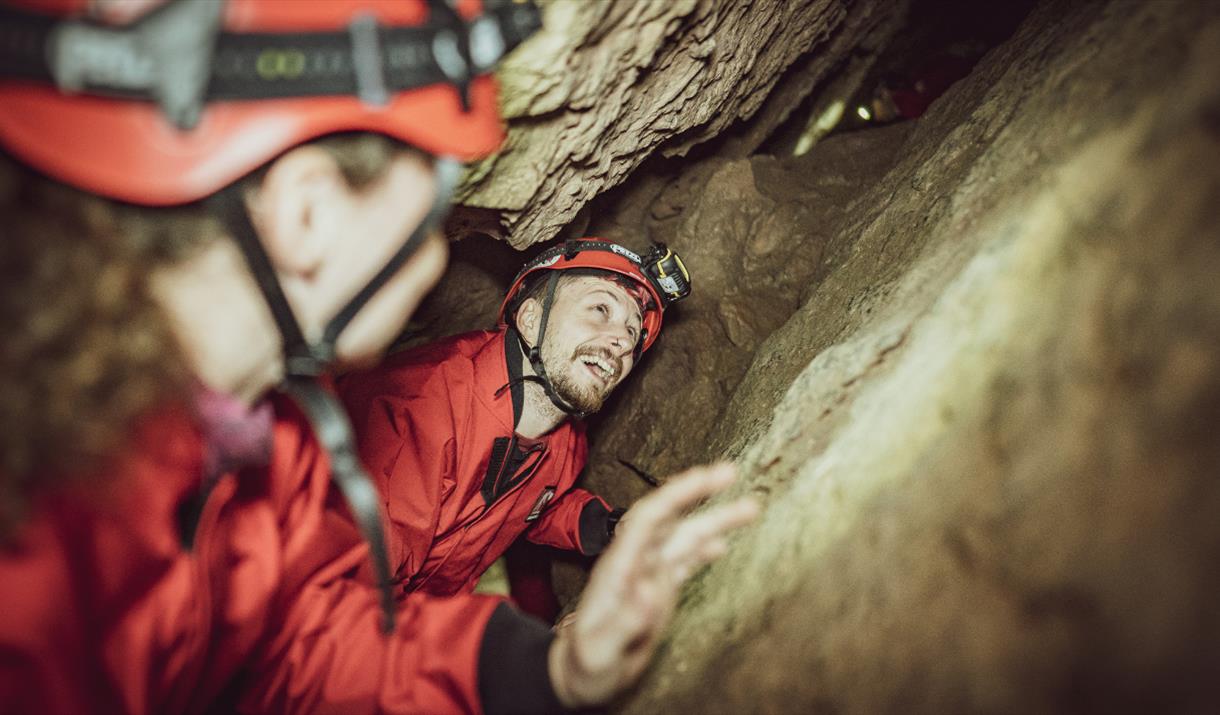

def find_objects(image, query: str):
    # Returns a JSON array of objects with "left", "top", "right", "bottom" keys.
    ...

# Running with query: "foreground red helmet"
[
  {"left": 498, "top": 238, "right": 691, "bottom": 354},
  {"left": 0, "top": 0, "right": 536, "bottom": 204}
]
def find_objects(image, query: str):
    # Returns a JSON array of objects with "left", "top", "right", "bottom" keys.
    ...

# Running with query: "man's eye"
[
  {"left": 628, "top": 327, "right": 639, "bottom": 340},
  {"left": 594, "top": 304, "right": 609, "bottom": 316}
]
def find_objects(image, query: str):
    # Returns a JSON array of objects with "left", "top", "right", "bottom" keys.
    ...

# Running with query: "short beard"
[{"left": 545, "top": 345, "right": 619, "bottom": 415}]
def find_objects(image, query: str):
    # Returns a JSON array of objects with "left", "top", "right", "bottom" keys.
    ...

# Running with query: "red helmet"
[
  {"left": 0, "top": 0, "right": 536, "bottom": 205},
  {"left": 498, "top": 238, "right": 691, "bottom": 354}
]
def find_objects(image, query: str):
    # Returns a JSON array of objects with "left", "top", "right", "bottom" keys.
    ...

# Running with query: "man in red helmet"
[
  {"left": 337, "top": 240, "right": 693, "bottom": 614},
  {"left": 0, "top": 2, "right": 756, "bottom": 714}
]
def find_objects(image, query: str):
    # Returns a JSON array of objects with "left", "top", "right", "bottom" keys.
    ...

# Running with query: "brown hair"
[
  {"left": 0, "top": 156, "right": 193, "bottom": 534},
  {"left": 0, "top": 133, "right": 407, "bottom": 535}
]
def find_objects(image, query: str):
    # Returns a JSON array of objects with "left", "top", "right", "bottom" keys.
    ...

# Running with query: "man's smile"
[{"left": 575, "top": 348, "right": 621, "bottom": 387}]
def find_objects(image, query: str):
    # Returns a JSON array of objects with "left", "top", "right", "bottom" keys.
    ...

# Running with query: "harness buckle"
[{"left": 50, "top": 0, "right": 223, "bottom": 130}]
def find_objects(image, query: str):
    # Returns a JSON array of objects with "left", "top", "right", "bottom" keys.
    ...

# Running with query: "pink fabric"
[{"left": 192, "top": 385, "right": 274, "bottom": 478}]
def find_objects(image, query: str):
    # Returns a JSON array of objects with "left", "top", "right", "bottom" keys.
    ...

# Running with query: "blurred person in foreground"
[{"left": 0, "top": 0, "right": 757, "bottom": 713}]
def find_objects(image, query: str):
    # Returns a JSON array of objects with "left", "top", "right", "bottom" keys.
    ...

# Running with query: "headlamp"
[{"left": 641, "top": 243, "right": 691, "bottom": 307}]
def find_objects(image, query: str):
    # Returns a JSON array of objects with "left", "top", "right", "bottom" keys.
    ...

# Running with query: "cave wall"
[
  {"left": 453, "top": 0, "right": 906, "bottom": 247},
  {"left": 605, "top": 1, "right": 1220, "bottom": 713}
]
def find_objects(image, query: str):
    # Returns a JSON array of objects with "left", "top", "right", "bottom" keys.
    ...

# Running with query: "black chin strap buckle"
[{"left": 284, "top": 345, "right": 334, "bottom": 380}]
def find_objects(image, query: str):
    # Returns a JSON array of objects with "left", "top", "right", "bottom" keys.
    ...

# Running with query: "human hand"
[{"left": 547, "top": 462, "right": 759, "bottom": 708}]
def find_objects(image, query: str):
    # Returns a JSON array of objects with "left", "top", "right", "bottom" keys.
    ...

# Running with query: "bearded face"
[
  {"left": 545, "top": 340, "right": 625, "bottom": 414},
  {"left": 525, "top": 275, "right": 644, "bottom": 414}
]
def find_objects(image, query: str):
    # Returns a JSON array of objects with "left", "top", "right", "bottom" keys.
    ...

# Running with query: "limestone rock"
[{"left": 456, "top": 0, "right": 906, "bottom": 248}]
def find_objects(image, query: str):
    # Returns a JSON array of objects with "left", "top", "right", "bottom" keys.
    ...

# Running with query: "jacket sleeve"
[
  {"left": 524, "top": 488, "right": 616, "bottom": 556},
  {"left": 238, "top": 574, "right": 565, "bottom": 715}
]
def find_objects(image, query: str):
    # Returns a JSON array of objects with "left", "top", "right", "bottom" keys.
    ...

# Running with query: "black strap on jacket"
[
  {"left": 0, "top": 0, "right": 541, "bottom": 129},
  {"left": 284, "top": 378, "right": 397, "bottom": 634},
  {"left": 503, "top": 326, "right": 527, "bottom": 428}
]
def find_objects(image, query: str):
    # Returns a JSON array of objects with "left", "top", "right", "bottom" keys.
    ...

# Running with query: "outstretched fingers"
[
  {"left": 657, "top": 496, "right": 760, "bottom": 580},
  {"left": 612, "top": 462, "right": 738, "bottom": 551},
  {"left": 553, "top": 462, "right": 763, "bottom": 709},
  {"left": 581, "top": 463, "right": 744, "bottom": 612}
]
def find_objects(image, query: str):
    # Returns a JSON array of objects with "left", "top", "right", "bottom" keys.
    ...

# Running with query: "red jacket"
[
  {"left": 337, "top": 329, "right": 615, "bottom": 598},
  {"left": 0, "top": 395, "right": 560, "bottom": 715}
]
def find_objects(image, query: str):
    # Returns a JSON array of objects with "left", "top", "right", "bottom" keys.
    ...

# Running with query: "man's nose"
[{"left": 606, "top": 325, "right": 635, "bottom": 354}]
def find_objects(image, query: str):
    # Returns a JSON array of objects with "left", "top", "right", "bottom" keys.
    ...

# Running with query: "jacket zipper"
[{"left": 409, "top": 445, "right": 549, "bottom": 592}]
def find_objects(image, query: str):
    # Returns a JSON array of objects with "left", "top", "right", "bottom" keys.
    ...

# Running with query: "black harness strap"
[
  {"left": 321, "top": 157, "right": 461, "bottom": 350},
  {"left": 284, "top": 378, "right": 397, "bottom": 635},
  {"left": 208, "top": 185, "right": 318, "bottom": 374},
  {"left": 504, "top": 326, "right": 526, "bottom": 428},
  {"left": 0, "top": 0, "right": 541, "bottom": 129},
  {"left": 526, "top": 271, "right": 590, "bottom": 420},
  {"left": 207, "top": 155, "right": 461, "bottom": 378},
  {"left": 208, "top": 186, "right": 398, "bottom": 632}
]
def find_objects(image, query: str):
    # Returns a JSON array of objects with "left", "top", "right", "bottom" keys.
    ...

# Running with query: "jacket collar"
[
  {"left": 470, "top": 327, "right": 578, "bottom": 439},
  {"left": 468, "top": 328, "right": 523, "bottom": 435}
]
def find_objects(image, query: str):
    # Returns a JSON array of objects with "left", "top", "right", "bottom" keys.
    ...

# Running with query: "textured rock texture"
[
  {"left": 603, "top": 1, "right": 1220, "bottom": 713},
  {"left": 409, "top": 0, "right": 1220, "bottom": 710},
  {"left": 455, "top": 0, "right": 906, "bottom": 247}
]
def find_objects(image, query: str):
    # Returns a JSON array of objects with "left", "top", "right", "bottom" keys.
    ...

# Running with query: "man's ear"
[
  {"left": 247, "top": 145, "right": 349, "bottom": 277},
  {"left": 515, "top": 297, "right": 541, "bottom": 347}
]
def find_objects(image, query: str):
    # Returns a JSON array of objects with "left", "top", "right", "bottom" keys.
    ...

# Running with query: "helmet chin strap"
[
  {"left": 206, "top": 156, "right": 461, "bottom": 635},
  {"left": 516, "top": 271, "right": 591, "bottom": 420}
]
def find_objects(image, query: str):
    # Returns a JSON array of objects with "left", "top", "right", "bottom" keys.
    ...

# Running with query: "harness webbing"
[
  {"left": 285, "top": 378, "right": 397, "bottom": 634},
  {"left": 0, "top": 0, "right": 541, "bottom": 129},
  {"left": 208, "top": 156, "right": 460, "bottom": 379},
  {"left": 321, "top": 157, "right": 462, "bottom": 353}
]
